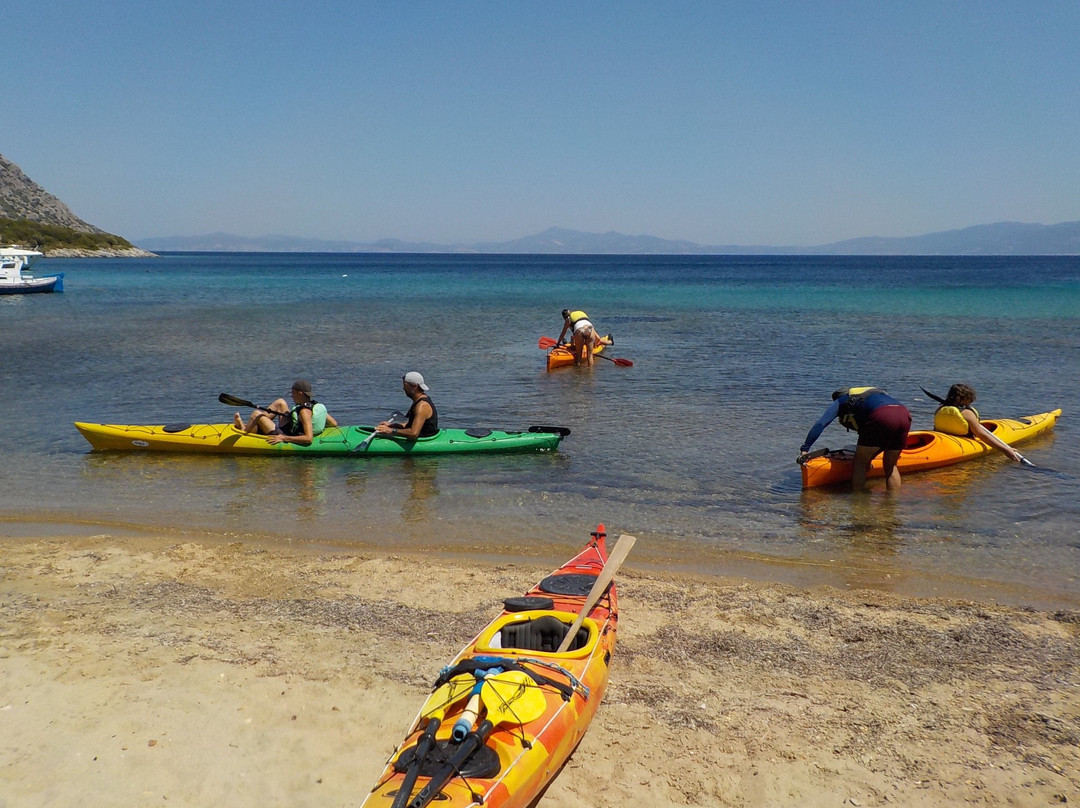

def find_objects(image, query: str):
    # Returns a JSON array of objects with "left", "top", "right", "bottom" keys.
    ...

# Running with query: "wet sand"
[{"left": 2, "top": 531, "right": 1078, "bottom": 806}]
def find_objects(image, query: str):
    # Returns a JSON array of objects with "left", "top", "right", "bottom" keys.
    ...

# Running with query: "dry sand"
[{"left": 2, "top": 533, "right": 1078, "bottom": 807}]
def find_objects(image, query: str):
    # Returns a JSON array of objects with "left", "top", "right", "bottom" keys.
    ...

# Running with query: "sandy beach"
[{"left": 2, "top": 531, "right": 1078, "bottom": 807}]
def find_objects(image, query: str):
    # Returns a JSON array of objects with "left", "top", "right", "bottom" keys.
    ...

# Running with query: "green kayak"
[{"left": 74, "top": 422, "right": 569, "bottom": 456}]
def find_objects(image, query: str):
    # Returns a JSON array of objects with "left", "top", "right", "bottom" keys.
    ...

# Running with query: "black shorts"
[{"left": 857, "top": 405, "right": 911, "bottom": 451}]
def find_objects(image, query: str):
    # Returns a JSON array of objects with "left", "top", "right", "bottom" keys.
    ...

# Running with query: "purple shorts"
[{"left": 857, "top": 404, "right": 911, "bottom": 451}]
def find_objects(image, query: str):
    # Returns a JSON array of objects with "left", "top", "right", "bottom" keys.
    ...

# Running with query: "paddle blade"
[
  {"left": 420, "top": 674, "right": 474, "bottom": 721},
  {"left": 612, "top": 357, "right": 633, "bottom": 366},
  {"left": 218, "top": 393, "right": 259, "bottom": 409},
  {"left": 538, "top": 336, "right": 558, "bottom": 349},
  {"left": 481, "top": 670, "right": 547, "bottom": 726},
  {"left": 556, "top": 532, "right": 636, "bottom": 653}
]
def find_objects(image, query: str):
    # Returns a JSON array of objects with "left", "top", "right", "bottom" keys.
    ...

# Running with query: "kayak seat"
[{"left": 499, "top": 615, "right": 589, "bottom": 653}]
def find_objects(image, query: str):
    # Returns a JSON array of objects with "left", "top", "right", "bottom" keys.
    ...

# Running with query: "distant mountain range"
[
  {"left": 5, "top": 152, "right": 1080, "bottom": 255},
  {"left": 139, "top": 221, "right": 1080, "bottom": 256}
]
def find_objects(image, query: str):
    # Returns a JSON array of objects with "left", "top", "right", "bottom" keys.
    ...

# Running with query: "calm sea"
[{"left": 2, "top": 253, "right": 1078, "bottom": 608}]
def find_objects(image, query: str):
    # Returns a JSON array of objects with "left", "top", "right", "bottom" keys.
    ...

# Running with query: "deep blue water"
[{"left": 2, "top": 253, "right": 1078, "bottom": 607}]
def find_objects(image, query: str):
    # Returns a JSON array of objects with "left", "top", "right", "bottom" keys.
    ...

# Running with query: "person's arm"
[
  {"left": 269, "top": 408, "right": 315, "bottom": 445},
  {"left": 557, "top": 319, "right": 571, "bottom": 344},
  {"left": 799, "top": 399, "right": 841, "bottom": 454},
  {"left": 386, "top": 400, "right": 431, "bottom": 440},
  {"left": 965, "top": 410, "right": 1022, "bottom": 461},
  {"left": 325, "top": 412, "right": 339, "bottom": 428}
]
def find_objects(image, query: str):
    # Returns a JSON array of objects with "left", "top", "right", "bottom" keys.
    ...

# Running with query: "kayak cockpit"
[{"left": 476, "top": 610, "right": 597, "bottom": 656}]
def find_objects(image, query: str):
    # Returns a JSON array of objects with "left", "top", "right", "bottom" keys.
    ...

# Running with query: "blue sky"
[{"left": 5, "top": 1, "right": 1079, "bottom": 246}]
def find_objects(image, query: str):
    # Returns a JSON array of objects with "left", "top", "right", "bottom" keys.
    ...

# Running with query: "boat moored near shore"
[{"left": 0, "top": 246, "right": 64, "bottom": 294}]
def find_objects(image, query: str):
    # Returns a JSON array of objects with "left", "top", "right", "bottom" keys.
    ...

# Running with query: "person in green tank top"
[{"left": 232, "top": 378, "right": 338, "bottom": 446}]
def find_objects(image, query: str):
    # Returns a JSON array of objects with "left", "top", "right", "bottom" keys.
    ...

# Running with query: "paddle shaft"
[
  {"left": 556, "top": 533, "right": 636, "bottom": 653},
  {"left": 391, "top": 718, "right": 440, "bottom": 808},
  {"left": 352, "top": 411, "right": 408, "bottom": 453},
  {"left": 407, "top": 720, "right": 495, "bottom": 808}
]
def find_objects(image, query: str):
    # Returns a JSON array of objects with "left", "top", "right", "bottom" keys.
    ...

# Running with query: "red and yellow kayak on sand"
[
  {"left": 800, "top": 409, "right": 1061, "bottom": 488},
  {"left": 546, "top": 342, "right": 605, "bottom": 371},
  {"left": 360, "top": 525, "right": 628, "bottom": 808}
]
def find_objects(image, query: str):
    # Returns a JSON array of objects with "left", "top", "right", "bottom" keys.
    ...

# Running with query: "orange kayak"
[
  {"left": 359, "top": 525, "right": 625, "bottom": 808},
  {"left": 546, "top": 341, "right": 605, "bottom": 370},
  {"left": 800, "top": 409, "right": 1061, "bottom": 488}
]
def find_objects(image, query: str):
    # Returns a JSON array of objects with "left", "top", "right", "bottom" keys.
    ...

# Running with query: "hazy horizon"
[{"left": 6, "top": 3, "right": 1080, "bottom": 246}]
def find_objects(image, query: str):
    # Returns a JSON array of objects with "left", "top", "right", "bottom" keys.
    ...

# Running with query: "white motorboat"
[{"left": 0, "top": 246, "right": 64, "bottom": 294}]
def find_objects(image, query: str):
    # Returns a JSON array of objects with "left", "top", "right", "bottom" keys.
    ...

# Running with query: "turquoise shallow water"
[{"left": 2, "top": 253, "right": 1078, "bottom": 607}]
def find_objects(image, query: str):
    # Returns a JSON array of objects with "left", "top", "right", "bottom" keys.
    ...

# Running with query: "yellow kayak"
[{"left": 74, "top": 422, "right": 569, "bottom": 455}]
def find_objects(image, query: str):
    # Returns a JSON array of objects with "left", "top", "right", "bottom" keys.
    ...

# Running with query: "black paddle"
[
  {"left": 391, "top": 717, "right": 440, "bottom": 808},
  {"left": 219, "top": 393, "right": 263, "bottom": 409},
  {"left": 406, "top": 719, "right": 495, "bottom": 808}
]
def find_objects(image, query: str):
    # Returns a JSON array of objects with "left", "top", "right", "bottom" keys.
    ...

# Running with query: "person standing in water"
[
  {"left": 799, "top": 387, "right": 912, "bottom": 491},
  {"left": 556, "top": 309, "right": 612, "bottom": 367}
]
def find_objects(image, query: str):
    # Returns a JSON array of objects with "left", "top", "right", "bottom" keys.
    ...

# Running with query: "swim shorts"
[{"left": 857, "top": 404, "right": 911, "bottom": 451}]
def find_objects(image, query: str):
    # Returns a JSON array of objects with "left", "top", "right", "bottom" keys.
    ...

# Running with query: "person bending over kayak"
[
  {"left": 926, "top": 383, "right": 1023, "bottom": 462},
  {"left": 556, "top": 309, "right": 613, "bottom": 367},
  {"left": 233, "top": 378, "right": 338, "bottom": 446},
  {"left": 376, "top": 371, "right": 439, "bottom": 439},
  {"left": 798, "top": 387, "right": 912, "bottom": 491}
]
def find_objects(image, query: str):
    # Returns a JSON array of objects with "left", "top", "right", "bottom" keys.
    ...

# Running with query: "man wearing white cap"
[{"left": 376, "top": 372, "right": 439, "bottom": 439}]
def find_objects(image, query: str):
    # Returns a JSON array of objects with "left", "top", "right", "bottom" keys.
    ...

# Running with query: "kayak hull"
[
  {"left": 546, "top": 342, "right": 604, "bottom": 370},
  {"left": 800, "top": 409, "right": 1062, "bottom": 488},
  {"left": 359, "top": 525, "right": 619, "bottom": 808},
  {"left": 74, "top": 422, "right": 568, "bottom": 455}
]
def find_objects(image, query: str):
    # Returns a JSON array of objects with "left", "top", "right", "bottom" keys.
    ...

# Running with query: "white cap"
[{"left": 403, "top": 371, "right": 429, "bottom": 390}]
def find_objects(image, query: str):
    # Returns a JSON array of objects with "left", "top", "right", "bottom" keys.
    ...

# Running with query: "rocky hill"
[{"left": 0, "top": 153, "right": 152, "bottom": 256}]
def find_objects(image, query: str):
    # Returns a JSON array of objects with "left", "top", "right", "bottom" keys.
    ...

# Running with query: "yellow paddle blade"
[
  {"left": 420, "top": 674, "right": 475, "bottom": 720},
  {"left": 480, "top": 670, "right": 547, "bottom": 726}
]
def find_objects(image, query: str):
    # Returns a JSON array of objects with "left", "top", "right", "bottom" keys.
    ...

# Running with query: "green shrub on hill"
[{"left": 0, "top": 218, "right": 134, "bottom": 251}]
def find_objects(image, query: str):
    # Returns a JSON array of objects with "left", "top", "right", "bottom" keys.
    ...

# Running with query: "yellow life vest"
[
  {"left": 567, "top": 310, "right": 589, "bottom": 325},
  {"left": 834, "top": 386, "right": 880, "bottom": 431},
  {"left": 934, "top": 404, "right": 979, "bottom": 436}
]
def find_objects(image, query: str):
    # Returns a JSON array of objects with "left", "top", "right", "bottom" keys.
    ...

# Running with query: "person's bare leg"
[
  {"left": 882, "top": 449, "right": 903, "bottom": 491},
  {"left": 852, "top": 445, "right": 881, "bottom": 491}
]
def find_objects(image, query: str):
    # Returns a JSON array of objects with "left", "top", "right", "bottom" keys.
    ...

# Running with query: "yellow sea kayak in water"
[
  {"left": 799, "top": 409, "right": 1061, "bottom": 488},
  {"left": 74, "top": 422, "right": 569, "bottom": 456}
]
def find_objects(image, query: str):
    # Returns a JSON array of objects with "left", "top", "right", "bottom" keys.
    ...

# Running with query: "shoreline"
[
  {"left": 2, "top": 530, "right": 1077, "bottom": 806},
  {"left": 3, "top": 514, "right": 1078, "bottom": 613}
]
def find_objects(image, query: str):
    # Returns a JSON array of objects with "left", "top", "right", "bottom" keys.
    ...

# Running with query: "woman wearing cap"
[
  {"left": 376, "top": 372, "right": 439, "bottom": 439},
  {"left": 556, "top": 308, "right": 613, "bottom": 367},
  {"left": 233, "top": 379, "right": 338, "bottom": 445}
]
